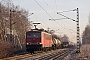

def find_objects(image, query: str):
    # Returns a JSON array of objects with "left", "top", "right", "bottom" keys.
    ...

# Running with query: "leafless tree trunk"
[{"left": 0, "top": 1, "right": 32, "bottom": 50}]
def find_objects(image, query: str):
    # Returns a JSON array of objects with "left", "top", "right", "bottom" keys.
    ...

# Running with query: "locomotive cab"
[{"left": 26, "top": 31, "right": 42, "bottom": 51}]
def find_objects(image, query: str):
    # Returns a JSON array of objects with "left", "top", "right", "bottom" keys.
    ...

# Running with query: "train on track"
[
  {"left": 61, "top": 40, "right": 70, "bottom": 48},
  {"left": 26, "top": 29, "right": 71, "bottom": 53}
]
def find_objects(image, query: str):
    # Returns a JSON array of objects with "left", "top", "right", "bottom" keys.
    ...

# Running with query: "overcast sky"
[{"left": 1, "top": 0, "right": 90, "bottom": 43}]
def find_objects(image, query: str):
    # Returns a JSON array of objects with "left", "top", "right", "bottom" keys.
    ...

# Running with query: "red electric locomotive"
[{"left": 26, "top": 29, "right": 52, "bottom": 52}]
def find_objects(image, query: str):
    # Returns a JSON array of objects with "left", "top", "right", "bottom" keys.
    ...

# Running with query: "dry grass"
[
  {"left": 0, "top": 40, "right": 16, "bottom": 59},
  {"left": 71, "top": 44, "right": 90, "bottom": 60}
]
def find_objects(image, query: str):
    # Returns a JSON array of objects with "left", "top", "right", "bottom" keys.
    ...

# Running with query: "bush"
[{"left": 0, "top": 40, "right": 16, "bottom": 59}]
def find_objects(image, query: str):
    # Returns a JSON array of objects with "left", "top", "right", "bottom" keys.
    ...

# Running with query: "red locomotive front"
[{"left": 26, "top": 30, "right": 52, "bottom": 52}]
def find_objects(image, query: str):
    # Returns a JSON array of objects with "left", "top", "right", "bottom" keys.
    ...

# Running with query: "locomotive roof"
[{"left": 27, "top": 29, "right": 50, "bottom": 33}]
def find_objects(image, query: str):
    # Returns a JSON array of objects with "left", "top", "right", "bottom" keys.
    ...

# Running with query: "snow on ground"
[{"left": 64, "top": 44, "right": 90, "bottom": 60}]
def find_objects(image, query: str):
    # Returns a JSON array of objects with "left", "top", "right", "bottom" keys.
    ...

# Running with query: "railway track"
[
  {"left": 0, "top": 51, "right": 45, "bottom": 60},
  {"left": 0, "top": 48, "right": 73, "bottom": 60},
  {"left": 35, "top": 49, "right": 71, "bottom": 60}
]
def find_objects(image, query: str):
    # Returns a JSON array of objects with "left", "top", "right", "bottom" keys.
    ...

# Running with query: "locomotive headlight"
[
  {"left": 26, "top": 43, "right": 29, "bottom": 45},
  {"left": 39, "top": 43, "right": 42, "bottom": 44},
  {"left": 27, "top": 43, "right": 31, "bottom": 45},
  {"left": 37, "top": 42, "right": 42, "bottom": 44}
]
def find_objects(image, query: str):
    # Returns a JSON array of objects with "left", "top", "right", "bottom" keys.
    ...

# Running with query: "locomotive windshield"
[{"left": 27, "top": 33, "right": 41, "bottom": 38}]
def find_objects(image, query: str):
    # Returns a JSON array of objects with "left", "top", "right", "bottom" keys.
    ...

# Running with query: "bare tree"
[
  {"left": 82, "top": 14, "right": 90, "bottom": 44},
  {"left": 0, "top": 40, "right": 16, "bottom": 59},
  {"left": 0, "top": 1, "right": 32, "bottom": 50}
]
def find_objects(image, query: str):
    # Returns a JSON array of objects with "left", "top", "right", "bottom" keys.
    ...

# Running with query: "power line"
[
  {"left": 71, "top": 0, "right": 89, "bottom": 13},
  {"left": 43, "top": 0, "right": 56, "bottom": 13},
  {"left": 54, "top": 21, "right": 76, "bottom": 33},
  {"left": 32, "top": 14, "right": 54, "bottom": 30},
  {"left": 34, "top": 0, "right": 77, "bottom": 35},
  {"left": 34, "top": 14, "right": 76, "bottom": 33},
  {"left": 34, "top": 0, "right": 54, "bottom": 19},
  {"left": 57, "top": 13, "right": 77, "bottom": 22},
  {"left": 55, "top": 0, "right": 57, "bottom": 12}
]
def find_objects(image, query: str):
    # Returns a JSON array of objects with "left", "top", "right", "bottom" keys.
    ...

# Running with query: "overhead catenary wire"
[
  {"left": 55, "top": 21, "right": 76, "bottom": 33},
  {"left": 34, "top": 0, "right": 54, "bottom": 20},
  {"left": 33, "top": 0, "right": 56, "bottom": 30},
  {"left": 55, "top": 0, "right": 57, "bottom": 12},
  {"left": 57, "top": 13, "right": 77, "bottom": 22},
  {"left": 32, "top": 14, "right": 52, "bottom": 29},
  {"left": 43, "top": 0, "right": 56, "bottom": 13},
  {"left": 43, "top": 0, "right": 76, "bottom": 33},
  {"left": 34, "top": 0, "right": 77, "bottom": 35},
  {"left": 42, "top": 0, "right": 76, "bottom": 33},
  {"left": 56, "top": 9, "right": 78, "bottom": 33},
  {"left": 57, "top": 17, "right": 77, "bottom": 33},
  {"left": 34, "top": 0, "right": 64, "bottom": 30},
  {"left": 71, "top": 0, "right": 89, "bottom": 13}
]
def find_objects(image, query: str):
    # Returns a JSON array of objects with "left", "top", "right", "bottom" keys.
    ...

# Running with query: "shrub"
[{"left": 0, "top": 40, "right": 16, "bottom": 59}]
